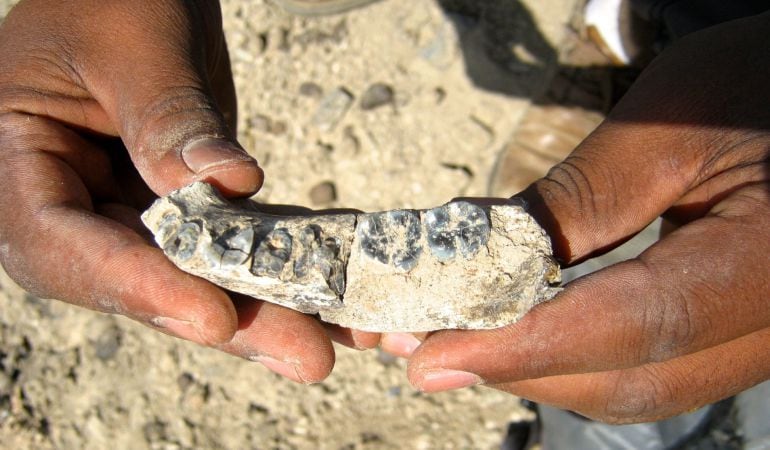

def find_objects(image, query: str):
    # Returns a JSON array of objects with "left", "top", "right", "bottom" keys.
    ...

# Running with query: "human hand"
[
  {"left": 402, "top": 11, "right": 770, "bottom": 422},
  {"left": 0, "top": 0, "right": 377, "bottom": 383}
]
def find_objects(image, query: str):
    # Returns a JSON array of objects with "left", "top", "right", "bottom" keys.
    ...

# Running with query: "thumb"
[
  {"left": 516, "top": 120, "right": 689, "bottom": 264},
  {"left": 516, "top": 15, "right": 770, "bottom": 264},
  {"left": 80, "top": 1, "right": 263, "bottom": 197}
]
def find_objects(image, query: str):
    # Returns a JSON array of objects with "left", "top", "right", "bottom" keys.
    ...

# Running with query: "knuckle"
[
  {"left": 595, "top": 369, "right": 672, "bottom": 424},
  {"left": 0, "top": 109, "right": 46, "bottom": 140},
  {"left": 634, "top": 259, "right": 702, "bottom": 364},
  {"left": 129, "top": 86, "right": 226, "bottom": 157},
  {"left": 542, "top": 156, "right": 598, "bottom": 212},
  {"left": 539, "top": 150, "right": 625, "bottom": 253}
]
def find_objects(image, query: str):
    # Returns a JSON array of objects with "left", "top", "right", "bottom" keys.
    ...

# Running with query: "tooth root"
[{"left": 142, "top": 182, "right": 560, "bottom": 332}]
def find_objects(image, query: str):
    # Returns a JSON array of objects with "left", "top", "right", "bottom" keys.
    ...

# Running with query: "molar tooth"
[
  {"left": 451, "top": 202, "right": 490, "bottom": 258},
  {"left": 251, "top": 228, "right": 293, "bottom": 277},
  {"left": 424, "top": 202, "right": 490, "bottom": 262},
  {"left": 357, "top": 210, "right": 422, "bottom": 272},
  {"left": 170, "top": 222, "right": 201, "bottom": 261},
  {"left": 157, "top": 214, "right": 180, "bottom": 249},
  {"left": 425, "top": 207, "right": 456, "bottom": 262},
  {"left": 227, "top": 227, "right": 255, "bottom": 254},
  {"left": 221, "top": 249, "right": 249, "bottom": 267}
]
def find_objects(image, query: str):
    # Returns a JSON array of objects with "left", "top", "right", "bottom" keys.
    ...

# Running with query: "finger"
[
  {"left": 207, "top": 27, "right": 239, "bottom": 133},
  {"left": 408, "top": 186, "right": 770, "bottom": 386},
  {"left": 96, "top": 203, "right": 151, "bottom": 240},
  {"left": 380, "top": 333, "right": 425, "bottom": 358},
  {"left": 490, "top": 327, "right": 770, "bottom": 424},
  {"left": 88, "top": 2, "right": 261, "bottom": 196},
  {"left": 0, "top": 113, "right": 120, "bottom": 201},
  {"left": 218, "top": 297, "right": 335, "bottom": 384},
  {"left": 323, "top": 324, "right": 381, "bottom": 350},
  {"left": 6, "top": 0, "right": 262, "bottom": 197},
  {"left": 0, "top": 120, "right": 237, "bottom": 346},
  {"left": 516, "top": 15, "right": 770, "bottom": 264}
]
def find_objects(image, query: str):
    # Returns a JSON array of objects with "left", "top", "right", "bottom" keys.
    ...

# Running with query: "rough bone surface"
[{"left": 142, "top": 182, "right": 561, "bottom": 332}]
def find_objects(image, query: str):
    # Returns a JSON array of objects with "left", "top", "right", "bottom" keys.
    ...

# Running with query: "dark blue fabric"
[{"left": 631, "top": 0, "right": 770, "bottom": 38}]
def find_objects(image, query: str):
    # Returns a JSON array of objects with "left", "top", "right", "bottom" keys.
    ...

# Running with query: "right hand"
[{"left": 0, "top": 0, "right": 376, "bottom": 383}]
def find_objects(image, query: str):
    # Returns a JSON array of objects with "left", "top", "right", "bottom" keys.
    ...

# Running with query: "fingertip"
[
  {"left": 325, "top": 324, "right": 381, "bottom": 350},
  {"left": 351, "top": 330, "right": 382, "bottom": 350},
  {"left": 380, "top": 332, "right": 422, "bottom": 358},
  {"left": 251, "top": 355, "right": 312, "bottom": 384},
  {"left": 181, "top": 138, "right": 264, "bottom": 197},
  {"left": 407, "top": 352, "right": 484, "bottom": 393}
]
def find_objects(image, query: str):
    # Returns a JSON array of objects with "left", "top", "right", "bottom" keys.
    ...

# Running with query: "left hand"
[{"left": 400, "top": 11, "right": 770, "bottom": 424}]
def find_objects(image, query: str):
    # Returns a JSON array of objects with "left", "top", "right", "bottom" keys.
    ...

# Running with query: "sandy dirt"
[{"left": 0, "top": 0, "right": 578, "bottom": 448}]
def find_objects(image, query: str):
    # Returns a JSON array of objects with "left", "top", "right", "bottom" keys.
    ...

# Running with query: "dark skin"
[
  {"left": 398, "top": 10, "right": 770, "bottom": 423},
  {"left": 0, "top": 0, "right": 378, "bottom": 385},
  {"left": 1, "top": 0, "right": 768, "bottom": 424}
]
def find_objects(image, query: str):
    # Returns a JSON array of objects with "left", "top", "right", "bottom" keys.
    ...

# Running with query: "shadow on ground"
[{"left": 436, "top": 0, "right": 641, "bottom": 112}]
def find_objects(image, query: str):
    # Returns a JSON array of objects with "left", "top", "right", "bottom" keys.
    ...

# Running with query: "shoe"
[
  {"left": 488, "top": 4, "right": 641, "bottom": 198},
  {"left": 271, "top": 0, "right": 381, "bottom": 16},
  {"left": 501, "top": 400, "right": 541, "bottom": 450},
  {"left": 488, "top": 104, "right": 604, "bottom": 197},
  {"left": 584, "top": 0, "right": 657, "bottom": 67}
]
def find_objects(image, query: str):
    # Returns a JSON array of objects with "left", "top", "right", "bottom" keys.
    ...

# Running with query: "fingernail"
[
  {"left": 381, "top": 333, "right": 422, "bottom": 357},
  {"left": 182, "top": 138, "right": 253, "bottom": 173},
  {"left": 251, "top": 355, "right": 307, "bottom": 384},
  {"left": 152, "top": 317, "right": 204, "bottom": 344},
  {"left": 417, "top": 369, "right": 483, "bottom": 393}
]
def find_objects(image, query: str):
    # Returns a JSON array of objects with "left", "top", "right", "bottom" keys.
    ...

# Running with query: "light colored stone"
[
  {"left": 142, "top": 182, "right": 560, "bottom": 332},
  {"left": 311, "top": 87, "right": 354, "bottom": 131}
]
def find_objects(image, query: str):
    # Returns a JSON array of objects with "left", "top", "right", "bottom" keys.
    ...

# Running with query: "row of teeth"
[{"left": 156, "top": 201, "right": 491, "bottom": 296}]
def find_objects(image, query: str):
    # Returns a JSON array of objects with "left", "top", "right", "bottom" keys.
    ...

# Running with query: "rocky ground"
[{"left": 0, "top": 0, "right": 581, "bottom": 448}]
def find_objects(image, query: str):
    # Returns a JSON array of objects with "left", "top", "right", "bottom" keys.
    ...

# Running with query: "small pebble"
[
  {"left": 93, "top": 325, "right": 122, "bottom": 361},
  {"left": 299, "top": 81, "right": 324, "bottom": 98},
  {"left": 387, "top": 386, "right": 402, "bottom": 398},
  {"left": 360, "top": 83, "right": 394, "bottom": 110},
  {"left": 249, "top": 114, "right": 287, "bottom": 135},
  {"left": 312, "top": 87, "right": 354, "bottom": 131},
  {"left": 249, "top": 114, "right": 272, "bottom": 133},
  {"left": 309, "top": 181, "right": 337, "bottom": 205},
  {"left": 269, "top": 120, "right": 287, "bottom": 135}
]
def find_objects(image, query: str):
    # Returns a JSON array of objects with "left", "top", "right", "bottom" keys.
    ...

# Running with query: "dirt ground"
[{"left": 0, "top": 0, "right": 580, "bottom": 448}]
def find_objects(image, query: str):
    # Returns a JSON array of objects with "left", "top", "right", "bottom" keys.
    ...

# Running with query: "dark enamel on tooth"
[
  {"left": 357, "top": 210, "right": 422, "bottom": 271},
  {"left": 252, "top": 228, "right": 293, "bottom": 277},
  {"left": 294, "top": 226, "right": 346, "bottom": 294},
  {"left": 425, "top": 202, "right": 490, "bottom": 262},
  {"left": 163, "top": 221, "right": 201, "bottom": 261}
]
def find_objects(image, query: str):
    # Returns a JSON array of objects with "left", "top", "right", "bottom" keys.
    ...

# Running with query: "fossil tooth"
[
  {"left": 165, "top": 222, "right": 201, "bottom": 262},
  {"left": 252, "top": 228, "right": 293, "bottom": 278},
  {"left": 142, "top": 182, "right": 561, "bottom": 332},
  {"left": 425, "top": 202, "right": 490, "bottom": 263},
  {"left": 425, "top": 206, "right": 456, "bottom": 262},
  {"left": 357, "top": 210, "right": 423, "bottom": 272}
]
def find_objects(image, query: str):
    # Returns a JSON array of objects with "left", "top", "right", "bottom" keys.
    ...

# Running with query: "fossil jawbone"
[{"left": 141, "top": 182, "right": 560, "bottom": 332}]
